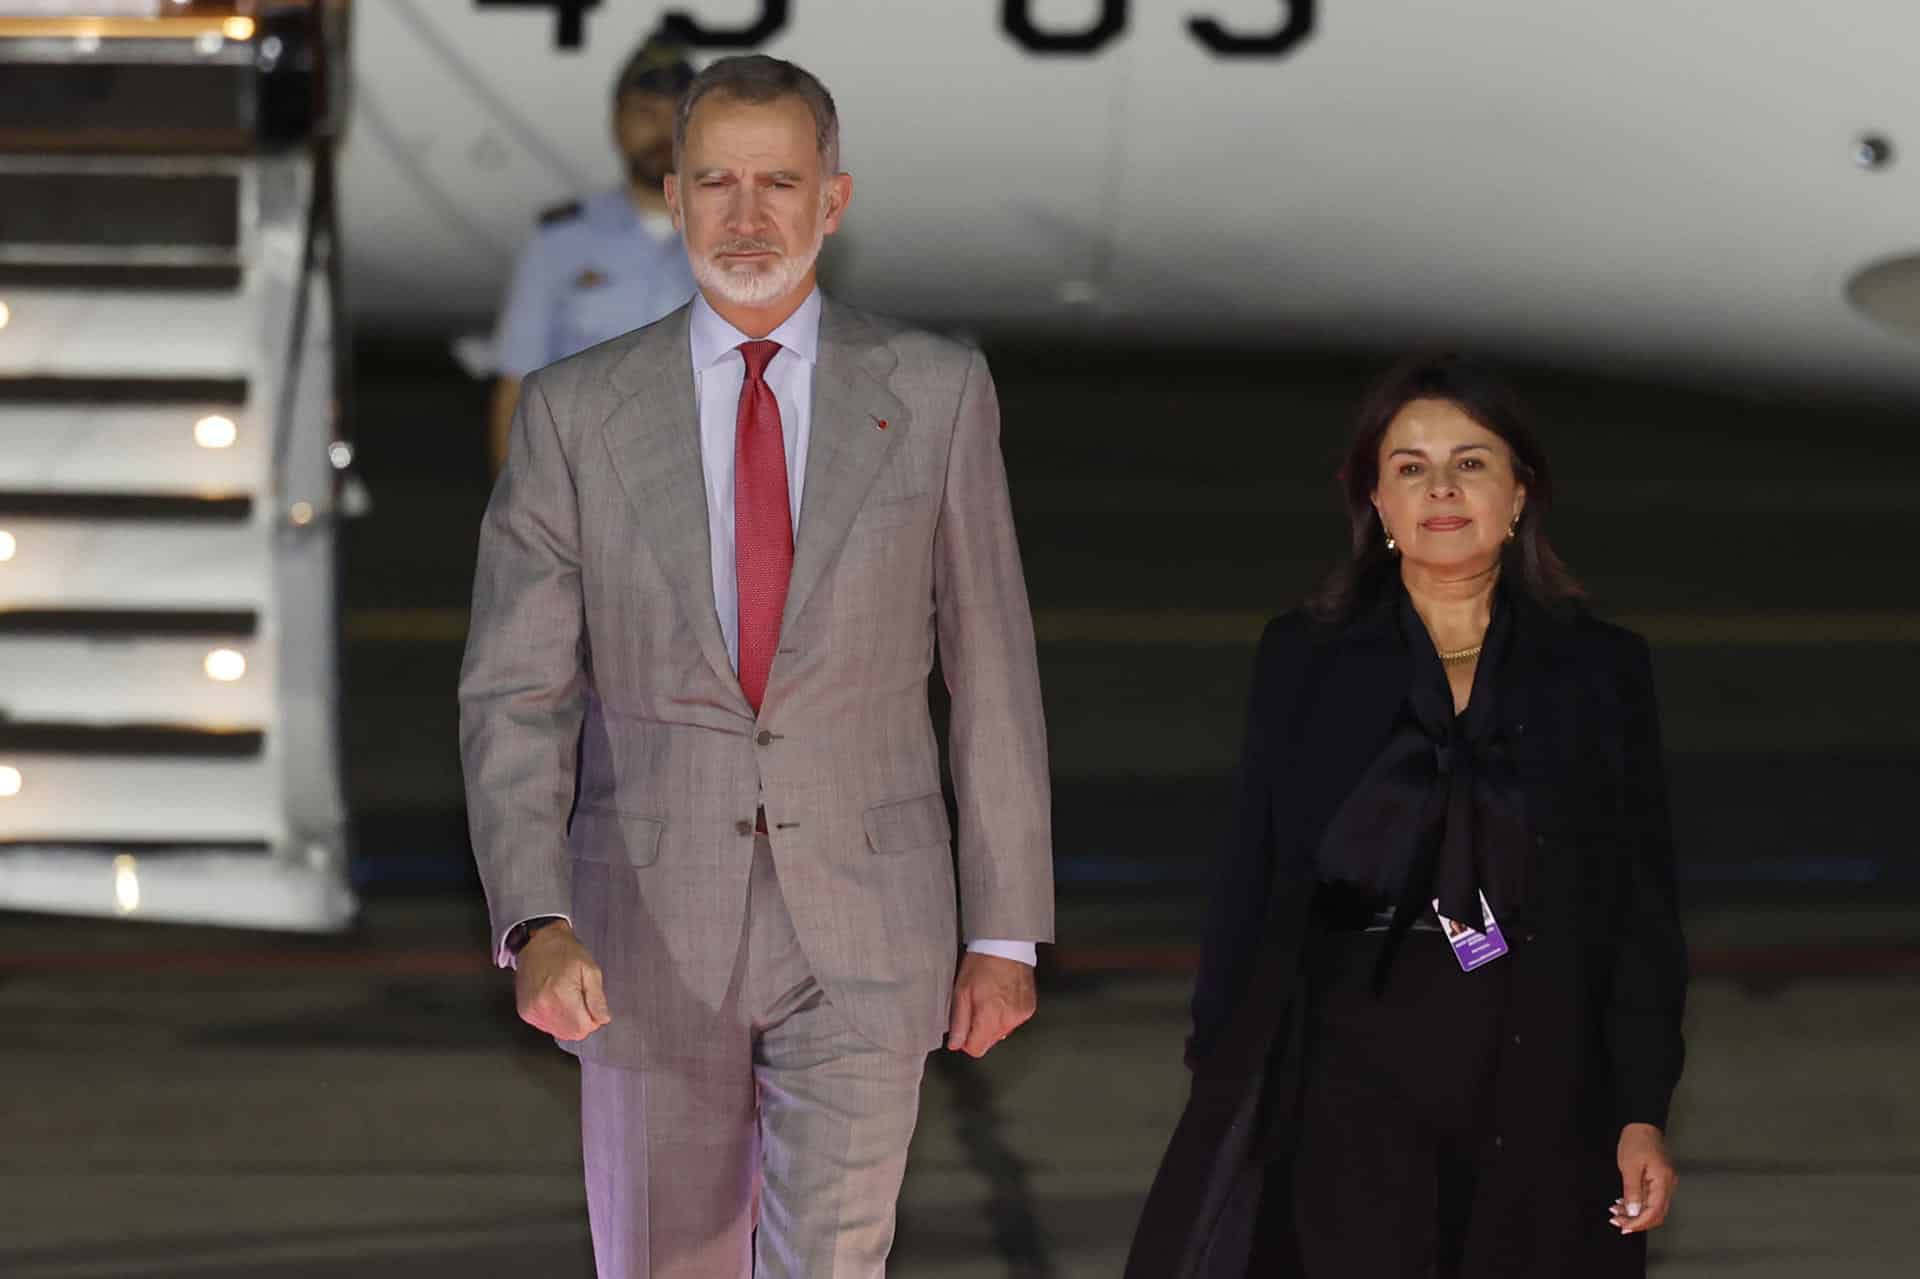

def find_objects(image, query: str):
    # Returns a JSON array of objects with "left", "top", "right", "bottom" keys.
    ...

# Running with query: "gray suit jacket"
[{"left": 459, "top": 296, "right": 1054, "bottom": 1063}]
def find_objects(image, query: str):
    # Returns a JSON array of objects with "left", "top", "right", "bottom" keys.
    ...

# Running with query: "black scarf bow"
[{"left": 1312, "top": 585, "right": 1531, "bottom": 980}]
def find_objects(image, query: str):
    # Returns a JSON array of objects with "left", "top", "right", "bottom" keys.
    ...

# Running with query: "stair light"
[
  {"left": 113, "top": 855, "right": 141, "bottom": 915},
  {"left": 0, "top": 299, "right": 10, "bottom": 330},
  {"left": 0, "top": 766, "right": 20, "bottom": 798},
  {"left": 222, "top": 16, "right": 255, "bottom": 41},
  {"left": 204, "top": 649, "right": 247, "bottom": 682},
  {"left": 0, "top": 530, "right": 14, "bottom": 562},
  {"left": 194, "top": 415, "right": 238, "bottom": 449}
]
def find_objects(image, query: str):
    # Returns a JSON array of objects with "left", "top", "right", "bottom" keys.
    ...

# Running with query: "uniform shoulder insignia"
[{"left": 537, "top": 200, "right": 584, "bottom": 227}]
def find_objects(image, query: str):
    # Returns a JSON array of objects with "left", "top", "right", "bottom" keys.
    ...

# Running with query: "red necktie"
[{"left": 734, "top": 339, "right": 792, "bottom": 714}]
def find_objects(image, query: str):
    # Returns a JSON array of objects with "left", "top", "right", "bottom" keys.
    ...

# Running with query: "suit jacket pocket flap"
[
  {"left": 567, "top": 809, "right": 664, "bottom": 867},
  {"left": 863, "top": 792, "right": 951, "bottom": 854}
]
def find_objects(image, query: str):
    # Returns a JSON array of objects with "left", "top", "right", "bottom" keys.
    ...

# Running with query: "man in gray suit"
[{"left": 459, "top": 54, "right": 1054, "bottom": 1278}]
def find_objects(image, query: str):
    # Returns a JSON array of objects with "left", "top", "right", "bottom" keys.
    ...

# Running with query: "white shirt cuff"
[
  {"left": 966, "top": 939, "right": 1038, "bottom": 967},
  {"left": 499, "top": 914, "right": 572, "bottom": 970}
]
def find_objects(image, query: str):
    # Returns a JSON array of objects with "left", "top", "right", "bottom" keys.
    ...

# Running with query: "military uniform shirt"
[{"left": 493, "top": 187, "right": 698, "bottom": 379}]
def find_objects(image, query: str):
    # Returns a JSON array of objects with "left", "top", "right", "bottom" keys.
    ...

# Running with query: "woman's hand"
[{"left": 1610, "top": 1122, "right": 1677, "bottom": 1234}]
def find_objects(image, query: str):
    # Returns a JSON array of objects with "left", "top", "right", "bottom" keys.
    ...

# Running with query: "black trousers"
[{"left": 1250, "top": 928, "right": 1512, "bottom": 1278}]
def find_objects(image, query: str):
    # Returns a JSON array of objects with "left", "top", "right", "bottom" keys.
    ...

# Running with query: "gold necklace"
[{"left": 1439, "top": 644, "right": 1483, "bottom": 664}]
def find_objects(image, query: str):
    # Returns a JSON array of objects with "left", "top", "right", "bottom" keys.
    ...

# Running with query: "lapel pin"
[{"left": 873, "top": 416, "right": 889, "bottom": 431}]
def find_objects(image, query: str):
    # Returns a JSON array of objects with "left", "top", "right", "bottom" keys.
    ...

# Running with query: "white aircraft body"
[{"left": 343, "top": 0, "right": 1920, "bottom": 394}]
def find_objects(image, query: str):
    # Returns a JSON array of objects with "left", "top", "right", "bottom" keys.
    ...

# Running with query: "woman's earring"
[
  {"left": 1384, "top": 529, "right": 1398, "bottom": 552},
  {"left": 1506, "top": 518, "right": 1518, "bottom": 542}
]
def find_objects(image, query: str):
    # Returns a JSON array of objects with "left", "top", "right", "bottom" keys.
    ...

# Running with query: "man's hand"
[
  {"left": 946, "top": 952, "right": 1036, "bottom": 1058},
  {"left": 1611, "top": 1122, "right": 1678, "bottom": 1234},
  {"left": 513, "top": 922, "right": 612, "bottom": 1042}
]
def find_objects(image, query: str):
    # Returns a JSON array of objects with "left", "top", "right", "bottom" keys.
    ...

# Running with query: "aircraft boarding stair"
[{"left": 0, "top": 1, "right": 358, "bottom": 930}]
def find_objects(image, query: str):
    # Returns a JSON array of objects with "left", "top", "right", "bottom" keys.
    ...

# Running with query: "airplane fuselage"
[{"left": 341, "top": 1, "right": 1920, "bottom": 394}]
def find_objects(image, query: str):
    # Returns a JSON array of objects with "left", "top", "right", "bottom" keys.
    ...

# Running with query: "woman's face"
[{"left": 1371, "top": 398, "right": 1527, "bottom": 576}]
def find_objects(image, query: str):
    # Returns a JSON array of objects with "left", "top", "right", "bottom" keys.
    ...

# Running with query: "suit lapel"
[
  {"left": 601, "top": 307, "right": 743, "bottom": 702},
  {"left": 779, "top": 297, "right": 912, "bottom": 638}
]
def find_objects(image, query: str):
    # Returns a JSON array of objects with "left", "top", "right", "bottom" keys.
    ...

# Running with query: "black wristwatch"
[{"left": 506, "top": 915, "right": 566, "bottom": 957}]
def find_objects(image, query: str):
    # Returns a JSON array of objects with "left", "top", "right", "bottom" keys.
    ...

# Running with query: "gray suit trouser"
[{"left": 580, "top": 835, "right": 927, "bottom": 1278}]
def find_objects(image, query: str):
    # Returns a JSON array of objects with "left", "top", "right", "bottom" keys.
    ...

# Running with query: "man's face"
[
  {"left": 664, "top": 92, "right": 851, "bottom": 309},
  {"left": 614, "top": 91, "right": 677, "bottom": 190}
]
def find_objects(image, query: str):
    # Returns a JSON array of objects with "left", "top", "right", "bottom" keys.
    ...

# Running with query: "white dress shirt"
[{"left": 503, "top": 292, "right": 1035, "bottom": 969}]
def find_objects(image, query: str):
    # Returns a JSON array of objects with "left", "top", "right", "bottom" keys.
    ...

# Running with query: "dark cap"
[{"left": 614, "top": 33, "right": 695, "bottom": 101}]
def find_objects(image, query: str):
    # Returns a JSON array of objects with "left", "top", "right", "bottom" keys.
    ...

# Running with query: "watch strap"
[{"left": 506, "top": 915, "right": 565, "bottom": 956}]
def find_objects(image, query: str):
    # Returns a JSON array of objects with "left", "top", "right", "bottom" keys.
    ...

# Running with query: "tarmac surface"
[
  {"left": 3, "top": 341, "right": 1917, "bottom": 1275},
  {"left": 3, "top": 898, "right": 1918, "bottom": 1277}
]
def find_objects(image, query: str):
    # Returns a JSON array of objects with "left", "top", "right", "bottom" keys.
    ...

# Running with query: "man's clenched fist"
[
  {"left": 513, "top": 922, "right": 612, "bottom": 1042},
  {"left": 946, "top": 951, "right": 1037, "bottom": 1058}
]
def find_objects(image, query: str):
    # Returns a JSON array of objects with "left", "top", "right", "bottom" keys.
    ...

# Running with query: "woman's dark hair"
[{"left": 1306, "top": 351, "right": 1585, "bottom": 622}]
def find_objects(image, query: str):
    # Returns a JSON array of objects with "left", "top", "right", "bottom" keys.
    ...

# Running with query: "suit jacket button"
[
  {"left": 735, "top": 819, "right": 754, "bottom": 837},
  {"left": 756, "top": 730, "right": 773, "bottom": 746}
]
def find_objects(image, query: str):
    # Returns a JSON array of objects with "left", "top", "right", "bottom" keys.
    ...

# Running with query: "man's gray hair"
[{"left": 673, "top": 54, "right": 842, "bottom": 175}]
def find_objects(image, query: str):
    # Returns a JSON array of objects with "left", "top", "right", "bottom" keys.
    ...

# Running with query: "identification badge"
[{"left": 1434, "top": 892, "right": 1510, "bottom": 972}]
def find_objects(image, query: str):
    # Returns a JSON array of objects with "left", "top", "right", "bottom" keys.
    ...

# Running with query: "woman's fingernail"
[{"left": 1627, "top": 1202, "right": 1643, "bottom": 1216}]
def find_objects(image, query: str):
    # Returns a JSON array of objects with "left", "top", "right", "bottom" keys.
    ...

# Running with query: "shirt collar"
[{"left": 689, "top": 287, "right": 822, "bottom": 373}]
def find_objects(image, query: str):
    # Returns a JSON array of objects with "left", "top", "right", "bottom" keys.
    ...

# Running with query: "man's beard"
[
  {"left": 691, "top": 226, "right": 825, "bottom": 308},
  {"left": 624, "top": 144, "right": 674, "bottom": 191}
]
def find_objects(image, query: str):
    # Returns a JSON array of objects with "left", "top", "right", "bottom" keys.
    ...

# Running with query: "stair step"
[
  {"left": 0, "top": 838, "right": 270, "bottom": 854},
  {"left": 0, "top": 402, "right": 263, "bottom": 496},
  {"left": 0, "top": 491, "right": 252, "bottom": 521},
  {"left": 0, "top": 519, "right": 267, "bottom": 609},
  {"left": 0, "top": 61, "right": 251, "bottom": 156},
  {"left": 0, "top": 376, "right": 247, "bottom": 405},
  {"left": 0, "top": 289, "right": 255, "bottom": 380},
  {"left": 0, "top": 753, "right": 278, "bottom": 843},
  {"left": 0, "top": 630, "right": 271, "bottom": 725},
  {"left": 0, "top": 609, "right": 257, "bottom": 638},
  {"left": 0, "top": 168, "right": 240, "bottom": 250},
  {"left": 0, "top": 843, "right": 351, "bottom": 933},
  {"left": 0, "top": 261, "right": 242, "bottom": 290},
  {"left": 0, "top": 721, "right": 264, "bottom": 758}
]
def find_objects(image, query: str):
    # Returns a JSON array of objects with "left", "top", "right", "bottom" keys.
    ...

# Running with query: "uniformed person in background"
[{"left": 487, "top": 36, "right": 700, "bottom": 473}]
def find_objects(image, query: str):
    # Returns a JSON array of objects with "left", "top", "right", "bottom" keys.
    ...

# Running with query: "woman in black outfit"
[{"left": 1127, "top": 355, "right": 1687, "bottom": 1278}]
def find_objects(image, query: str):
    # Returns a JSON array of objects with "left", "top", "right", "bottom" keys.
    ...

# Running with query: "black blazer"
[{"left": 1130, "top": 588, "right": 1688, "bottom": 1277}]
